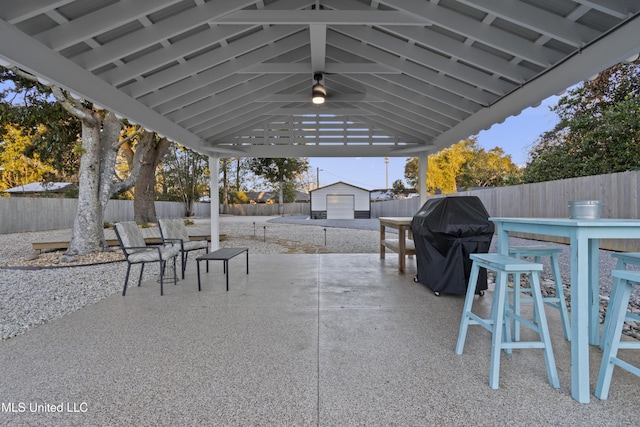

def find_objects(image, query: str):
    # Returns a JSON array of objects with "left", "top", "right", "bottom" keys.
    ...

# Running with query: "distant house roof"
[
  {"left": 245, "top": 191, "right": 309, "bottom": 203},
  {"left": 3, "top": 182, "right": 76, "bottom": 194},
  {"left": 370, "top": 189, "right": 394, "bottom": 201}
]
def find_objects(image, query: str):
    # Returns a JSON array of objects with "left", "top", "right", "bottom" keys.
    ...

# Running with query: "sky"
[{"left": 307, "top": 96, "right": 561, "bottom": 191}]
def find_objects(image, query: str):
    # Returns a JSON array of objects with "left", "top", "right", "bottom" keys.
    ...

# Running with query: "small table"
[
  {"left": 196, "top": 248, "right": 249, "bottom": 291},
  {"left": 379, "top": 217, "right": 415, "bottom": 274}
]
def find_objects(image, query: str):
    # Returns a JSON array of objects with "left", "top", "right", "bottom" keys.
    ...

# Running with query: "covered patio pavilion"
[
  {"left": 2, "top": 1, "right": 639, "bottom": 238},
  {"left": 2, "top": 0, "right": 640, "bottom": 422}
]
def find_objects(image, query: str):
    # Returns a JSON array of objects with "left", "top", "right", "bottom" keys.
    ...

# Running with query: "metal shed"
[{"left": 310, "top": 182, "right": 370, "bottom": 220}]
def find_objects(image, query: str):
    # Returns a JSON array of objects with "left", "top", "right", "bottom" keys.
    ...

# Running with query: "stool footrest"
[{"left": 502, "top": 342, "right": 546, "bottom": 350}]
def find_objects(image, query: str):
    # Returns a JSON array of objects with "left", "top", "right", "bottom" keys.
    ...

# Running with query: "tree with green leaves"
[
  {"left": 0, "top": 69, "right": 81, "bottom": 181},
  {"left": 159, "top": 143, "right": 209, "bottom": 216},
  {"left": 0, "top": 124, "right": 56, "bottom": 191},
  {"left": 391, "top": 179, "right": 406, "bottom": 197},
  {"left": 248, "top": 158, "right": 309, "bottom": 214},
  {"left": 2, "top": 66, "right": 153, "bottom": 256},
  {"left": 523, "top": 61, "right": 640, "bottom": 183},
  {"left": 404, "top": 138, "right": 520, "bottom": 194}
]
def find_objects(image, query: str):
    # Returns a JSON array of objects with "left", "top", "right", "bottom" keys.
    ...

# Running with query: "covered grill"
[{"left": 411, "top": 196, "right": 494, "bottom": 295}]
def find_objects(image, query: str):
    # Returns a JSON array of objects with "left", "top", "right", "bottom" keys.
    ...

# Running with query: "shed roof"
[
  {"left": 311, "top": 181, "right": 370, "bottom": 193},
  {"left": 3, "top": 182, "right": 76, "bottom": 193}
]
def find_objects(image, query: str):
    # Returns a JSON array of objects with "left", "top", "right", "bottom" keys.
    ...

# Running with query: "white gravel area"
[{"left": 1, "top": 215, "right": 639, "bottom": 341}]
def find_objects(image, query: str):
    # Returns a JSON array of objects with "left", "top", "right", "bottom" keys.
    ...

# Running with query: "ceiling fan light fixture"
[
  {"left": 312, "top": 73, "right": 326, "bottom": 104},
  {"left": 312, "top": 83, "right": 326, "bottom": 104}
]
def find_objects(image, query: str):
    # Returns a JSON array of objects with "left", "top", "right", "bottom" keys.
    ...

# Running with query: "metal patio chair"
[
  {"left": 114, "top": 221, "right": 180, "bottom": 296},
  {"left": 158, "top": 218, "right": 209, "bottom": 279}
]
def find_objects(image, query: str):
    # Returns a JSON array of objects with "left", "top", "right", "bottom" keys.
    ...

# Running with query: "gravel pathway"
[{"left": 1, "top": 216, "right": 639, "bottom": 341}]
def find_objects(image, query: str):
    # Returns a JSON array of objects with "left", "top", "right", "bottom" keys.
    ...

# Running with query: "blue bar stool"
[
  {"left": 509, "top": 246, "right": 571, "bottom": 341},
  {"left": 600, "top": 252, "right": 640, "bottom": 349},
  {"left": 456, "top": 253, "right": 560, "bottom": 389},
  {"left": 595, "top": 269, "right": 640, "bottom": 400}
]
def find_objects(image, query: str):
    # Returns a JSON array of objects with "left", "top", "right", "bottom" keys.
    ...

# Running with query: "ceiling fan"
[{"left": 312, "top": 72, "right": 326, "bottom": 104}]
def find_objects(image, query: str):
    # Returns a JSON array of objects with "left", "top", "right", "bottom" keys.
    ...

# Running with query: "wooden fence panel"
[{"left": 3, "top": 170, "right": 640, "bottom": 252}]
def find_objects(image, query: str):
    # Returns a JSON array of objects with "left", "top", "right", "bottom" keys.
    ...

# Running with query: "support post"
[
  {"left": 209, "top": 155, "right": 220, "bottom": 251},
  {"left": 418, "top": 153, "right": 428, "bottom": 207}
]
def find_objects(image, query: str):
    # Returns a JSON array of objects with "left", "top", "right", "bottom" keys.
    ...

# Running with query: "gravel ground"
[{"left": 1, "top": 215, "right": 639, "bottom": 341}]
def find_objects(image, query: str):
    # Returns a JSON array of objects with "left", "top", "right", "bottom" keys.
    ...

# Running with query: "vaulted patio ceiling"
[{"left": 1, "top": 0, "right": 639, "bottom": 158}]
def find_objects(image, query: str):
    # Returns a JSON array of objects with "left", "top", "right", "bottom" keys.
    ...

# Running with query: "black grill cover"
[{"left": 411, "top": 196, "right": 494, "bottom": 295}]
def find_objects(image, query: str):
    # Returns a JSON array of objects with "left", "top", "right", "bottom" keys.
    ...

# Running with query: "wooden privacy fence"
[
  {"left": 0, "top": 199, "right": 210, "bottom": 234},
  {"left": 406, "top": 170, "right": 640, "bottom": 252},
  {"left": 2, "top": 170, "right": 640, "bottom": 252},
  {"left": 220, "top": 203, "right": 310, "bottom": 216}
]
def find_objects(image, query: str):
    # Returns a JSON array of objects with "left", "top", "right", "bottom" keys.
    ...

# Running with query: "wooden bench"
[{"left": 31, "top": 227, "right": 222, "bottom": 252}]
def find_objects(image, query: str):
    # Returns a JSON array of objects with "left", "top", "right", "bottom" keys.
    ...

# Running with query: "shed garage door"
[{"left": 326, "top": 195, "right": 354, "bottom": 219}]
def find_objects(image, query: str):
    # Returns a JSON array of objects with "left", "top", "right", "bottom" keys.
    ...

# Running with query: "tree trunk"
[
  {"left": 133, "top": 160, "right": 158, "bottom": 223},
  {"left": 133, "top": 134, "right": 170, "bottom": 223},
  {"left": 66, "top": 115, "right": 105, "bottom": 255},
  {"left": 222, "top": 158, "right": 228, "bottom": 214},
  {"left": 279, "top": 176, "right": 284, "bottom": 215}
]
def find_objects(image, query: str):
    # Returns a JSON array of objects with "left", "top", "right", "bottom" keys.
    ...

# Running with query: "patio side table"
[{"left": 196, "top": 248, "right": 249, "bottom": 291}]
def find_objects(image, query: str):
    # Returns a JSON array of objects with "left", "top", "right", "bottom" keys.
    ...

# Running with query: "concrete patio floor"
[{"left": 1, "top": 254, "right": 639, "bottom": 426}]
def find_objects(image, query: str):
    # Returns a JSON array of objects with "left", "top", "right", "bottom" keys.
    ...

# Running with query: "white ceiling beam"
[
  {"left": 458, "top": 0, "right": 599, "bottom": 48},
  {"left": 0, "top": 18, "right": 204, "bottom": 151},
  {"left": 264, "top": 108, "right": 373, "bottom": 115},
  {"left": 355, "top": 104, "right": 440, "bottom": 138},
  {"left": 327, "top": 31, "right": 495, "bottom": 105},
  {"left": 100, "top": 25, "right": 249, "bottom": 86},
  {"left": 158, "top": 52, "right": 311, "bottom": 119},
  {"left": 237, "top": 62, "right": 399, "bottom": 74},
  {"left": 197, "top": 104, "right": 291, "bottom": 139},
  {"left": 34, "top": 0, "right": 184, "bottom": 51},
  {"left": 210, "top": 118, "right": 423, "bottom": 148},
  {"left": 214, "top": 10, "right": 432, "bottom": 25},
  {"left": 325, "top": 46, "right": 476, "bottom": 118},
  {"left": 364, "top": 73, "right": 476, "bottom": 118},
  {"left": 382, "top": 25, "right": 536, "bottom": 83},
  {"left": 326, "top": 0, "right": 533, "bottom": 82},
  {"left": 327, "top": 75, "right": 456, "bottom": 131},
  {"left": 138, "top": 33, "right": 309, "bottom": 108},
  {"left": 309, "top": 24, "right": 326, "bottom": 73},
  {"left": 204, "top": 144, "right": 416, "bottom": 158},
  {"left": 258, "top": 94, "right": 380, "bottom": 102},
  {"left": 337, "top": 25, "right": 513, "bottom": 95},
  {"left": 377, "top": 0, "right": 563, "bottom": 67},
  {"left": 156, "top": 73, "right": 258, "bottom": 116},
  {"left": 568, "top": 0, "right": 639, "bottom": 20},
  {"left": 168, "top": 74, "right": 306, "bottom": 124},
  {"left": 72, "top": 0, "right": 257, "bottom": 70},
  {"left": 215, "top": 106, "right": 428, "bottom": 144},
  {"left": 0, "top": 0, "right": 72, "bottom": 24},
  {"left": 123, "top": 25, "right": 304, "bottom": 99},
  {"left": 173, "top": 75, "right": 308, "bottom": 128}
]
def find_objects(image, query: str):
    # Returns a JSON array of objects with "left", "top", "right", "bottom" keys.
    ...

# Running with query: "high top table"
[{"left": 491, "top": 217, "right": 640, "bottom": 403}]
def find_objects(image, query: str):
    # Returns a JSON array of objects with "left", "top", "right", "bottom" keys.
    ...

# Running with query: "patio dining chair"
[
  {"left": 114, "top": 221, "right": 180, "bottom": 296},
  {"left": 158, "top": 218, "right": 209, "bottom": 279}
]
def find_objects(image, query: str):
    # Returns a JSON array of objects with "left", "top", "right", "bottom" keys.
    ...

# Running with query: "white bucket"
[{"left": 568, "top": 200, "right": 602, "bottom": 219}]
